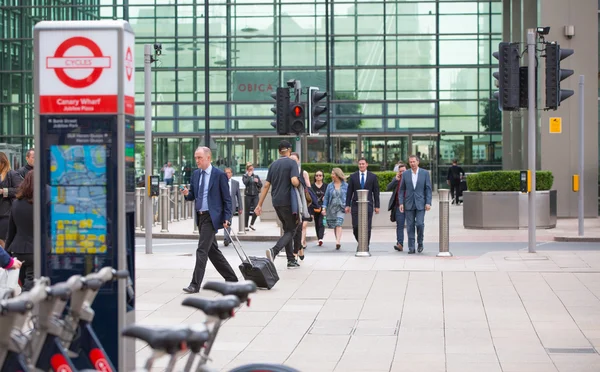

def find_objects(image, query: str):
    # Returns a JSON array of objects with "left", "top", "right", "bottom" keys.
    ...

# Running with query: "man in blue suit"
[
  {"left": 181, "top": 147, "right": 238, "bottom": 293},
  {"left": 398, "top": 155, "right": 432, "bottom": 254}
]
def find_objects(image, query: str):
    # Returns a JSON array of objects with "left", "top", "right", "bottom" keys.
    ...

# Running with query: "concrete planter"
[{"left": 463, "top": 190, "right": 557, "bottom": 229}]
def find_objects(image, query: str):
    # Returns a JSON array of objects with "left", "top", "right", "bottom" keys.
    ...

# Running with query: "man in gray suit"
[
  {"left": 224, "top": 167, "right": 242, "bottom": 246},
  {"left": 398, "top": 155, "right": 432, "bottom": 254}
]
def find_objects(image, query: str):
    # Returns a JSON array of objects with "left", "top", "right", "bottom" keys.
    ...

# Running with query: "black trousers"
[
  {"left": 191, "top": 213, "right": 238, "bottom": 288},
  {"left": 450, "top": 180, "right": 462, "bottom": 203},
  {"left": 351, "top": 204, "right": 374, "bottom": 244},
  {"left": 10, "top": 252, "right": 34, "bottom": 292},
  {"left": 273, "top": 205, "right": 299, "bottom": 261},
  {"left": 313, "top": 211, "right": 325, "bottom": 240},
  {"left": 244, "top": 195, "right": 259, "bottom": 227}
]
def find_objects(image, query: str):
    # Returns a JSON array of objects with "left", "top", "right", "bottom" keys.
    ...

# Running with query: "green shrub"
[
  {"left": 307, "top": 171, "right": 398, "bottom": 192},
  {"left": 302, "top": 163, "right": 382, "bottom": 173},
  {"left": 467, "top": 170, "right": 554, "bottom": 191}
]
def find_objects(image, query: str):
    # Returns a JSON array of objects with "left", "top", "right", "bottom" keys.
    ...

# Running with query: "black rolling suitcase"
[{"left": 224, "top": 230, "right": 279, "bottom": 289}]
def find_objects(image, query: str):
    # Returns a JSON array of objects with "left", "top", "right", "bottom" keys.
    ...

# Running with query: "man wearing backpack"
[{"left": 447, "top": 160, "right": 465, "bottom": 205}]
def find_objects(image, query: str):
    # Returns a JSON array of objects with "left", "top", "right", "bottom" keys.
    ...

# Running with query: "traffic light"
[
  {"left": 519, "top": 66, "right": 537, "bottom": 109},
  {"left": 289, "top": 103, "right": 305, "bottom": 135},
  {"left": 545, "top": 43, "right": 574, "bottom": 110},
  {"left": 270, "top": 87, "right": 290, "bottom": 135},
  {"left": 492, "top": 42, "right": 521, "bottom": 111},
  {"left": 308, "top": 87, "right": 327, "bottom": 134}
]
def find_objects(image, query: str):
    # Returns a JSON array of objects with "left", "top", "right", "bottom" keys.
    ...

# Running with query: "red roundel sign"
[
  {"left": 125, "top": 47, "right": 133, "bottom": 81},
  {"left": 47, "top": 36, "right": 111, "bottom": 89}
]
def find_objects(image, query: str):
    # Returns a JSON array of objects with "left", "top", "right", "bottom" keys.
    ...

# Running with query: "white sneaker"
[{"left": 244, "top": 227, "right": 249, "bottom": 231}]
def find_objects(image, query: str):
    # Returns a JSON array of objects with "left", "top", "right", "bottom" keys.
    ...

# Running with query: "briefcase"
[{"left": 224, "top": 230, "right": 279, "bottom": 289}]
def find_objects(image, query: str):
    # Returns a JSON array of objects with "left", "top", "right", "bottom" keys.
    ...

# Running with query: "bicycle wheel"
[{"left": 228, "top": 363, "right": 301, "bottom": 372}]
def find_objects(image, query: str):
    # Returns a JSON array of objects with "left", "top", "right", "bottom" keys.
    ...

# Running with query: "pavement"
[{"left": 132, "top": 208, "right": 600, "bottom": 372}]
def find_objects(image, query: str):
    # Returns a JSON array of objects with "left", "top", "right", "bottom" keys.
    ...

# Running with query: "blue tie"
[
  {"left": 196, "top": 170, "right": 206, "bottom": 211},
  {"left": 360, "top": 173, "right": 365, "bottom": 189}
]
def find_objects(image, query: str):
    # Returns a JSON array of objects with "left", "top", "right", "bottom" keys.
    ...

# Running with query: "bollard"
[
  {"left": 437, "top": 189, "right": 452, "bottom": 257},
  {"left": 355, "top": 189, "right": 371, "bottom": 257},
  {"left": 160, "top": 187, "right": 169, "bottom": 232},
  {"left": 238, "top": 194, "right": 246, "bottom": 234},
  {"left": 140, "top": 191, "right": 145, "bottom": 231},
  {"left": 135, "top": 188, "right": 142, "bottom": 230},
  {"left": 173, "top": 185, "right": 180, "bottom": 221},
  {"left": 193, "top": 211, "right": 198, "bottom": 233}
]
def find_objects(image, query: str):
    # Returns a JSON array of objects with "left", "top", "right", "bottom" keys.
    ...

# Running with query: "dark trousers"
[
  {"left": 450, "top": 180, "right": 462, "bottom": 204},
  {"left": 351, "top": 204, "right": 374, "bottom": 244},
  {"left": 244, "top": 195, "right": 259, "bottom": 227},
  {"left": 191, "top": 213, "right": 238, "bottom": 288},
  {"left": 273, "top": 205, "right": 299, "bottom": 261},
  {"left": 313, "top": 211, "right": 325, "bottom": 240},
  {"left": 11, "top": 252, "right": 34, "bottom": 292},
  {"left": 292, "top": 219, "right": 303, "bottom": 254}
]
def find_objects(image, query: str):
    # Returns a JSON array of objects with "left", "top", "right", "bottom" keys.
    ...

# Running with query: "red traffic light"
[{"left": 291, "top": 105, "right": 303, "bottom": 118}]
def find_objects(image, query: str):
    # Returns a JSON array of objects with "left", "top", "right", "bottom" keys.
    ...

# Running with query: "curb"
[
  {"left": 135, "top": 232, "right": 318, "bottom": 242},
  {"left": 553, "top": 236, "right": 600, "bottom": 242}
]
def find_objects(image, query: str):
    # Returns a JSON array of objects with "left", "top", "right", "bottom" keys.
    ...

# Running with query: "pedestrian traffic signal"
[
  {"left": 492, "top": 42, "right": 521, "bottom": 111},
  {"left": 289, "top": 103, "right": 305, "bottom": 135},
  {"left": 308, "top": 87, "right": 328, "bottom": 134},
  {"left": 545, "top": 43, "right": 574, "bottom": 110},
  {"left": 270, "top": 87, "right": 290, "bottom": 135}
]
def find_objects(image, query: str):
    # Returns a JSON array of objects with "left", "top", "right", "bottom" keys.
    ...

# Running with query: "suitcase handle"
[{"left": 224, "top": 228, "right": 251, "bottom": 265}]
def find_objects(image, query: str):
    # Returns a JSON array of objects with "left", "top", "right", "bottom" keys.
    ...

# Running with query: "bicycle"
[{"left": 122, "top": 280, "right": 300, "bottom": 372}]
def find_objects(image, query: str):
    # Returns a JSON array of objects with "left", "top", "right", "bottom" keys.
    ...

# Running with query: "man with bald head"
[{"left": 181, "top": 146, "right": 238, "bottom": 293}]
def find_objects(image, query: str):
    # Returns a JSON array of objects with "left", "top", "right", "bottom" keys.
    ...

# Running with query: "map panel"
[{"left": 50, "top": 145, "right": 107, "bottom": 254}]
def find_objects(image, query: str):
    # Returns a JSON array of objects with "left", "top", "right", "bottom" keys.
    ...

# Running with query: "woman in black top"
[
  {"left": 5, "top": 171, "right": 33, "bottom": 291},
  {"left": 311, "top": 170, "right": 327, "bottom": 246},
  {"left": 0, "top": 152, "right": 22, "bottom": 240},
  {"left": 242, "top": 163, "right": 263, "bottom": 231}
]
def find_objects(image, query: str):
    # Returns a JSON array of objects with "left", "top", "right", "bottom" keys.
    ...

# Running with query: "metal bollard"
[
  {"left": 135, "top": 188, "right": 142, "bottom": 230},
  {"left": 173, "top": 185, "right": 179, "bottom": 221},
  {"left": 355, "top": 189, "right": 371, "bottom": 257},
  {"left": 193, "top": 211, "right": 198, "bottom": 233},
  {"left": 160, "top": 187, "right": 169, "bottom": 232},
  {"left": 437, "top": 189, "right": 452, "bottom": 257},
  {"left": 238, "top": 194, "right": 246, "bottom": 234},
  {"left": 140, "top": 191, "right": 145, "bottom": 231}
]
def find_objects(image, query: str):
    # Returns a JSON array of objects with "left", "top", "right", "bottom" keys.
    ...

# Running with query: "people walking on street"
[
  {"left": 242, "top": 163, "right": 262, "bottom": 231},
  {"left": 162, "top": 161, "right": 175, "bottom": 186},
  {"left": 5, "top": 171, "right": 34, "bottom": 291},
  {"left": 447, "top": 159, "right": 465, "bottom": 205},
  {"left": 322, "top": 168, "right": 348, "bottom": 250},
  {"left": 254, "top": 140, "right": 301, "bottom": 269},
  {"left": 311, "top": 170, "right": 327, "bottom": 246},
  {"left": 387, "top": 163, "right": 407, "bottom": 252},
  {"left": 399, "top": 155, "right": 432, "bottom": 254},
  {"left": 181, "top": 147, "right": 238, "bottom": 294},
  {"left": 0, "top": 152, "right": 23, "bottom": 241},
  {"left": 223, "top": 167, "right": 242, "bottom": 247},
  {"left": 289, "top": 152, "right": 311, "bottom": 261},
  {"left": 16, "top": 148, "right": 34, "bottom": 179},
  {"left": 345, "top": 157, "right": 380, "bottom": 246}
]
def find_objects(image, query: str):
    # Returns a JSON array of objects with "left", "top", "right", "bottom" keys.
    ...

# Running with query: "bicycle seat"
[
  {"left": 181, "top": 294, "right": 240, "bottom": 319},
  {"left": 186, "top": 324, "right": 210, "bottom": 353},
  {"left": 203, "top": 280, "right": 257, "bottom": 304},
  {"left": 121, "top": 325, "right": 190, "bottom": 354}
]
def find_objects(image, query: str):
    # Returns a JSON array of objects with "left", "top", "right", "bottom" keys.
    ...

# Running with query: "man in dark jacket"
[
  {"left": 16, "top": 149, "right": 34, "bottom": 179},
  {"left": 447, "top": 159, "right": 465, "bottom": 205},
  {"left": 345, "top": 157, "right": 380, "bottom": 245},
  {"left": 387, "top": 163, "right": 407, "bottom": 251}
]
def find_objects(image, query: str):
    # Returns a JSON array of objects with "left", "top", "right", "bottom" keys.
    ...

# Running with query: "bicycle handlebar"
[
  {"left": 46, "top": 282, "right": 72, "bottom": 301},
  {"left": 84, "top": 267, "right": 129, "bottom": 284},
  {"left": 82, "top": 278, "right": 104, "bottom": 291},
  {"left": 0, "top": 298, "right": 33, "bottom": 314},
  {"left": 113, "top": 270, "right": 129, "bottom": 280}
]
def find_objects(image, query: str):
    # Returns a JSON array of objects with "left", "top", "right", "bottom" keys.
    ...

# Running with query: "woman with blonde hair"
[
  {"left": 0, "top": 152, "right": 22, "bottom": 240},
  {"left": 321, "top": 168, "right": 348, "bottom": 250}
]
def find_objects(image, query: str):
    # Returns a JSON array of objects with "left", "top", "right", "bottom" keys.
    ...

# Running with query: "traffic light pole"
[
  {"left": 144, "top": 44, "right": 153, "bottom": 255},
  {"left": 578, "top": 75, "right": 585, "bottom": 236},
  {"left": 526, "top": 29, "right": 537, "bottom": 254}
]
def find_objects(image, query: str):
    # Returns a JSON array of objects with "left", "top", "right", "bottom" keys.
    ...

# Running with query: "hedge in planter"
[
  {"left": 466, "top": 170, "right": 553, "bottom": 191},
  {"left": 307, "top": 171, "right": 397, "bottom": 192}
]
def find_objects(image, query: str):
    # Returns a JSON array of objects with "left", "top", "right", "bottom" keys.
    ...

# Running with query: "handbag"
[{"left": 0, "top": 268, "right": 21, "bottom": 296}]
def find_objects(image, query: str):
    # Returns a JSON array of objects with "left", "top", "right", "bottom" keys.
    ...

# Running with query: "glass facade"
[{"left": 1, "top": 0, "right": 503, "bottom": 187}]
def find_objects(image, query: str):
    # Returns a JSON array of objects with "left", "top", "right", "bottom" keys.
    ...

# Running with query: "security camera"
[
  {"left": 536, "top": 27, "right": 550, "bottom": 35},
  {"left": 286, "top": 79, "right": 296, "bottom": 88},
  {"left": 154, "top": 43, "right": 162, "bottom": 55}
]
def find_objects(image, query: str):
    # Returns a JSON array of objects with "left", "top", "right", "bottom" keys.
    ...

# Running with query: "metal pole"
[
  {"left": 204, "top": 0, "right": 210, "bottom": 147},
  {"left": 578, "top": 75, "right": 585, "bottom": 236},
  {"left": 355, "top": 189, "right": 371, "bottom": 257},
  {"left": 180, "top": 189, "right": 187, "bottom": 220},
  {"left": 160, "top": 188, "right": 169, "bottom": 233},
  {"left": 325, "top": 0, "right": 331, "bottom": 162},
  {"left": 173, "top": 185, "right": 180, "bottom": 222},
  {"left": 526, "top": 29, "right": 536, "bottom": 253},
  {"left": 140, "top": 190, "right": 144, "bottom": 231},
  {"left": 295, "top": 137, "right": 302, "bottom": 161},
  {"left": 144, "top": 44, "right": 153, "bottom": 254},
  {"left": 135, "top": 188, "right": 141, "bottom": 230},
  {"left": 437, "top": 189, "right": 452, "bottom": 257},
  {"left": 193, "top": 211, "right": 199, "bottom": 233},
  {"left": 238, "top": 193, "right": 246, "bottom": 234}
]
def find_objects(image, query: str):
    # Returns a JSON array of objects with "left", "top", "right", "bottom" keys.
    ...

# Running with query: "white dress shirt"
[{"left": 411, "top": 167, "right": 419, "bottom": 189}]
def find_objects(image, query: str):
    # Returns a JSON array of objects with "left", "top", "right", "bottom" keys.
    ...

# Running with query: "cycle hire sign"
[{"left": 39, "top": 30, "right": 118, "bottom": 114}]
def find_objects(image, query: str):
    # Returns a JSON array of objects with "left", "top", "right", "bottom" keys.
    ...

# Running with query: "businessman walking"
[
  {"left": 345, "top": 157, "right": 380, "bottom": 245},
  {"left": 223, "top": 167, "right": 242, "bottom": 246},
  {"left": 399, "top": 155, "right": 432, "bottom": 254},
  {"left": 181, "top": 147, "right": 238, "bottom": 293}
]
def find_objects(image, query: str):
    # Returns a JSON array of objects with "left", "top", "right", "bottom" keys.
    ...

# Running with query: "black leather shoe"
[
  {"left": 417, "top": 244, "right": 424, "bottom": 253},
  {"left": 224, "top": 240, "right": 230, "bottom": 247},
  {"left": 182, "top": 286, "right": 199, "bottom": 294},
  {"left": 408, "top": 250, "right": 416, "bottom": 254}
]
